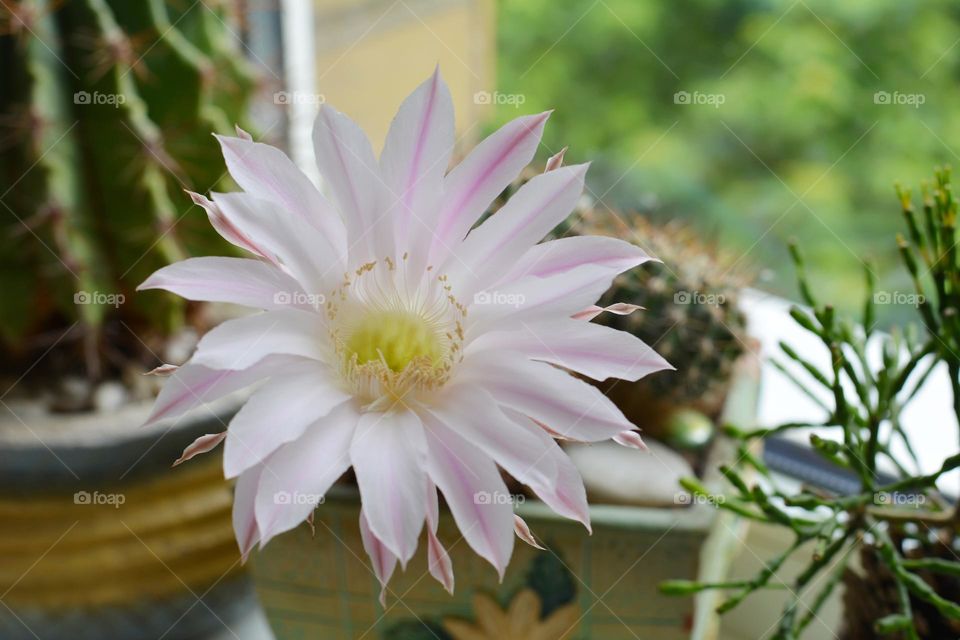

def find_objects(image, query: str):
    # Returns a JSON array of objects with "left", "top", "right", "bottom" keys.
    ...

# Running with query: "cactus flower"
[{"left": 139, "top": 69, "right": 671, "bottom": 600}]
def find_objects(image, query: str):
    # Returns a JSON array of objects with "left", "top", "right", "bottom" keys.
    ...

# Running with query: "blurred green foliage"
[{"left": 496, "top": 0, "right": 960, "bottom": 311}]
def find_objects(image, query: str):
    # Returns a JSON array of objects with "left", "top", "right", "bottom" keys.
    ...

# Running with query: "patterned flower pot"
[
  {"left": 251, "top": 364, "right": 760, "bottom": 640},
  {"left": 0, "top": 399, "right": 251, "bottom": 640}
]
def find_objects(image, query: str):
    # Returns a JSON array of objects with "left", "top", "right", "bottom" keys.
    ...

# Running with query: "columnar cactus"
[{"left": 0, "top": 0, "right": 256, "bottom": 382}]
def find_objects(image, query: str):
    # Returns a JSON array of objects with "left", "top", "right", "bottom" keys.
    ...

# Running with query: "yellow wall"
[{"left": 313, "top": 0, "right": 496, "bottom": 155}]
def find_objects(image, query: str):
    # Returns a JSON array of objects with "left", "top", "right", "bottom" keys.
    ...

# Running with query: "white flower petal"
[
  {"left": 468, "top": 318, "right": 672, "bottom": 382},
  {"left": 144, "top": 357, "right": 294, "bottom": 426},
  {"left": 424, "top": 478, "right": 455, "bottom": 593},
  {"left": 380, "top": 67, "right": 454, "bottom": 242},
  {"left": 458, "top": 352, "right": 636, "bottom": 442},
  {"left": 190, "top": 309, "right": 327, "bottom": 371},
  {"left": 350, "top": 410, "right": 427, "bottom": 566},
  {"left": 187, "top": 190, "right": 276, "bottom": 262},
  {"left": 233, "top": 463, "right": 264, "bottom": 562},
  {"left": 430, "top": 112, "right": 550, "bottom": 265},
  {"left": 138, "top": 257, "right": 308, "bottom": 311},
  {"left": 313, "top": 105, "right": 389, "bottom": 261},
  {"left": 173, "top": 431, "right": 226, "bottom": 467},
  {"left": 444, "top": 164, "right": 589, "bottom": 296},
  {"left": 212, "top": 192, "right": 342, "bottom": 293},
  {"left": 223, "top": 366, "right": 350, "bottom": 478},
  {"left": 420, "top": 411, "right": 514, "bottom": 578},
  {"left": 214, "top": 134, "right": 347, "bottom": 261},
  {"left": 494, "top": 235, "right": 653, "bottom": 288},
  {"left": 513, "top": 514, "right": 545, "bottom": 550},
  {"left": 359, "top": 508, "right": 397, "bottom": 607},
  {"left": 254, "top": 402, "right": 358, "bottom": 545}
]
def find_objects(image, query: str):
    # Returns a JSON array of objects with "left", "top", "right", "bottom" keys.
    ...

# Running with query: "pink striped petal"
[
  {"left": 215, "top": 134, "right": 347, "bottom": 260},
  {"left": 233, "top": 464, "right": 265, "bottom": 562},
  {"left": 253, "top": 402, "right": 357, "bottom": 545},
  {"left": 572, "top": 302, "right": 642, "bottom": 321},
  {"left": 212, "top": 192, "right": 342, "bottom": 292},
  {"left": 187, "top": 190, "right": 275, "bottom": 261},
  {"left": 430, "top": 112, "right": 550, "bottom": 264},
  {"left": 380, "top": 67, "right": 454, "bottom": 238},
  {"left": 313, "top": 105, "right": 388, "bottom": 260},
  {"left": 359, "top": 508, "right": 397, "bottom": 607},
  {"left": 350, "top": 410, "right": 427, "bottom": 566},
  {"left": 444, "top": 164, "right": 589, "bottom": 296},
  {"left": 495, "top": 236, "right": 653, "bottom": 288},
  {"left": 223, "top": 365, "right": 350, "bottom": 478},
  {"left": 190, "top": 309, "right": 326, "bottom": 371},
  {"left": 544, "top": 147, "right": 567, "bottom": 172},
  {"left": 420, "top": 411, "right": 514, "bottom": 579},
  {"left": 514, "top": 515, "right": 545, "bottom": 550},
  {"left": 138, "top": 257, "right": 309, "bottom": 311},
  {"left": 144, "top": 357, "right": 293, "bottom": 426},
  {"left": 468, "top": 318, "right": 672, "bottom": 382},
  {"left": 173, "top": 431, "right": 226, "bottom": 467},
  {"left": 458, "top": 352, "right": 636, "bottom": 442}
]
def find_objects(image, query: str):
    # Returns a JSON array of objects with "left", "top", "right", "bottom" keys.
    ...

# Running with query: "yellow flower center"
[{"left": 345, "top": 310, "right": 444, "bottom": 372}]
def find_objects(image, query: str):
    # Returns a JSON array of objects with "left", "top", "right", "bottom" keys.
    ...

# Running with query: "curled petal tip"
[
  {"left": 235, "top": 124, "right": 253, "bottom": 141},
  {"left": 613, "top": 430, "right": 647, "bottom": 451},
  {"left": 514, "top": 515, "right": 546, "bottom": 550}
]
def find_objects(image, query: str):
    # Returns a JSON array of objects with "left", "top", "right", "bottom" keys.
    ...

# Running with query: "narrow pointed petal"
[
  {"left": 359, "top": 508, "right": 397, "bottom": 606},
  {"left": 144, "top": 363, "right": 178, "bottom": 376},
  {"left": 572, "top": 302, "right": 642, "bottom": 321},
  {"left": 350, "top": 410, "right": 427, "bottom": 565},
  {"left": 468, "top": 318, "right": 672, "bottom": 382},
  {"left": 430, "top": 112, "right": 550, "bottom": 263},
  {"left": 187, "top": 190, "right": 276, "bottom": 261},
  {"left": 380, "top": 67, "right": 454, "bottom": 237},
  {"left": 424, "top": 478, "right": 455, "bottom": 593},
  {"left": 458, "top": 352, "right": 636, "bottom": 442},
  {"left": 173, "top": 431, "right": 226, "bottom": 467},
  {"left": 212, "top": 192, "right": 343, "bottom": 292},
  {"left": 445, "top": 164, "right": 589, "bottom": 296},
  {"left": 420, "top": 412, "right": 514, "bottom": 579},
  {"left": 254, "top": 403, "right": 358, "bottom": 545},
  {"left": 139, "top": 257, "right": 309, "bottom": 311},
  {"left": 544, "top": 147, "right": 567, "bottom": 172},
  {"left": 614, "top": 430, "right": 648, "bottom": 451},
  {"left": 495, "top": 235, "right": 653, "bottom": 288},
  {"left": 233, "top": 464, "right": 265, "bottom": 562},
  {"left": 514, "top": 515, "right": 545, "bottom": 550},
  {"left": 223, "top": 366, "right": 350, "bottom": 478},
  {"left": 144, "top": 357, "right": 293, "bottom": 426},
  {"left": 313, "top": 105, "right": 388, "bottom": 260},
  {"left": 214, "top": 134, "right": 347, "bottom": 259},
  {"left": 190, "top": 309, "right": 327, "bottom": 371}
]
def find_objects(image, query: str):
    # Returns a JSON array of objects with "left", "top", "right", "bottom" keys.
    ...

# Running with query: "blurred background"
[{"left": 2, "top": 1, "right": 958, "bottom": 639}]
